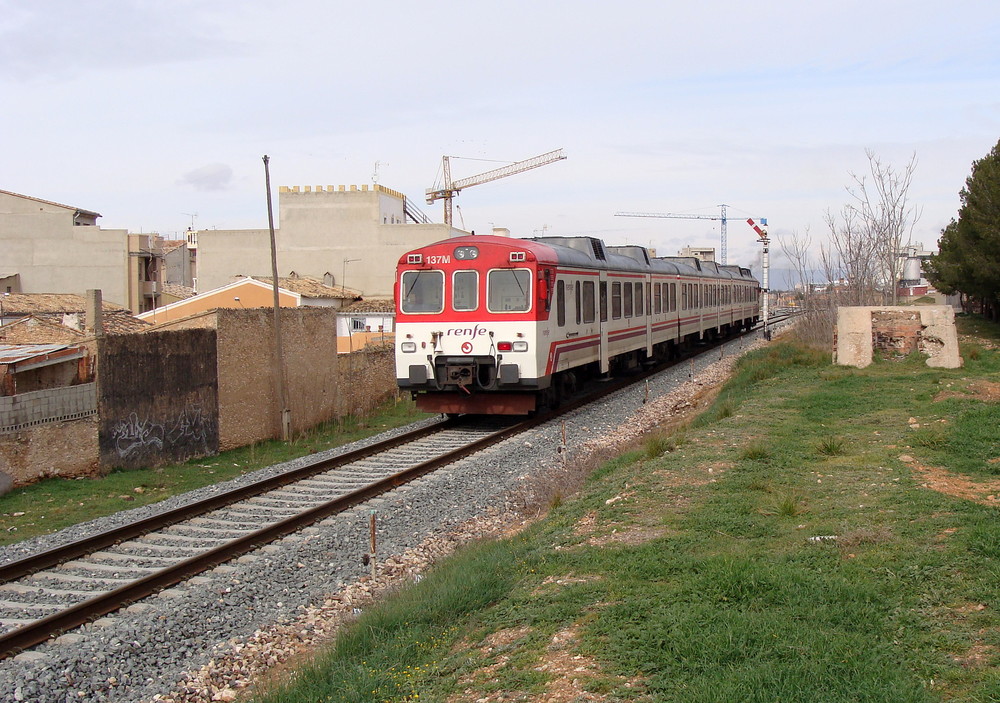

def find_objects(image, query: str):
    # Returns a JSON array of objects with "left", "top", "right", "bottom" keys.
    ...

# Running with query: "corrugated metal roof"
[{"left": 0, "top": 343, "right": 80, "bottom": 367}]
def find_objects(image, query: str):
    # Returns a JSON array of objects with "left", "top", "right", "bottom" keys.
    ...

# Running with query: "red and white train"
[{"left": 395, "top": 234, "right": 760, "bottom": 415}]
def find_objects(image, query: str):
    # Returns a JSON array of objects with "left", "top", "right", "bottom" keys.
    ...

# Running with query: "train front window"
[
  {"left": 453, "top": 270, "right": 478, "bottom": 311},
  {"left": 400, "top": 270, "right": 444, "bottom": 313},
  {"left": 487, "top": 269, "right": 531, "bottom": 312}
]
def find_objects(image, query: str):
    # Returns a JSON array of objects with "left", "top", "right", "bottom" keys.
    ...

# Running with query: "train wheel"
[{"left": 558, "top": 372, "right": 578, "bottom": 401}]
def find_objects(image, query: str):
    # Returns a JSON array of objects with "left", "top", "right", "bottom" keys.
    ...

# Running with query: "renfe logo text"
[{"left": 444, "top": 325, "right": 488, "bottom": 339}]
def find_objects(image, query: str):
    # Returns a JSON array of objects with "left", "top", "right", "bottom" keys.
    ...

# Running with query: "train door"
[
  {"left": 599, "top": 270, "right": 609, "bottom": 374},
  {"left": 645, "top": 275, "right": 653, "bottom": 357}
]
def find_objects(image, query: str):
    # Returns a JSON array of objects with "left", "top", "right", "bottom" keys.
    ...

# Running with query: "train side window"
[
  {"left": 682, "top": 284, "right": 688, "bottom": 311},
  {"left": 487, "top": 269, "right": 531, "bottom": 312},
  {"left": 635, "top": 282, "right": 643, "bottom": 316},
  {"left": 654, "top": 283, "right": 662, "bottom": 314},
  {"left": 575, "top": 281, "right": 582, "bottom": 324},
  {"left": 622, "top": 282, "right": 632, "bottom": 318},
  {"left": 583, "top": 280, "right": 596, "bottom": 323},
  {"left": 599, "top": 281, "right": 608, "bottom": 322},
  {"left": 612, "top": 281, "right": 622, "bottom": 319},
  {"left": 670, "top": 282, "right": 677, "bottom": 312},
  {"left": 400, "top": 270, "right": 444, "bottom": 313},
  {"left": 452, "top": 270, "right": 478, "bottom": 311},
  {"left": 556, "top": 280, "right": 566, "bottom": 327},
  {"left": 645, "top": 282, "right": 651, "bottom": 315}
]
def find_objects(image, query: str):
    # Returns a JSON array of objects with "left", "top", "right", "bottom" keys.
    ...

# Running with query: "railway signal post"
[{"left": 747, "top": 218, "right": 770, "bottom": 339}]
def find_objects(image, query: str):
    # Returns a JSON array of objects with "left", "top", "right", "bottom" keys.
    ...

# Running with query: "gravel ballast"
[{"left": 0, "top": 330, "right": 769, "bottom": 703}]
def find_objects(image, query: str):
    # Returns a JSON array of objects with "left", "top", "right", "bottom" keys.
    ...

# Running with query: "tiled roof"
[
  {"left": 0, "top": 294, "right": 149, "bottom": 335},
  {"left": 161, "top": 283, "right": 197, "bottom": 299},
  {"left": 339, "top": 298, "right": 395, "bottom": 314},
  {"left": 103, "top": 311, "right": 151, "bottom": 335},
  {"left": 0, "top": 294, "right": 127, "bottom": 315},
  {"left": 0, "top": 315, "right": 86, "bottom": 344},
  {"left": 251, "top": 276, "right": 360, "bottom": 299}
]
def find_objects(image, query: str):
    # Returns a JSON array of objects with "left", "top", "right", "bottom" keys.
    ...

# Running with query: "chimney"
[
  {"left": 85, "top": 289, "right": 104, "bottom": 337},
  {"left": 323, "top": 272, "right": 334, "bottom": 287}
]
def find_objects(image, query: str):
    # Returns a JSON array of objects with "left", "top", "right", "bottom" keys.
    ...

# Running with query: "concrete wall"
[
  {"left": 0, "top": 192, "right": 130, "bottom": 307},
  {"left": 195, "top": 185, "right": 461, "bottom": 297},
  {"left": 98, "top": 329, "right": 219, "bottom": 469},
  {"left": 0, "top": 382, "right": 96, "bottom": 432}
]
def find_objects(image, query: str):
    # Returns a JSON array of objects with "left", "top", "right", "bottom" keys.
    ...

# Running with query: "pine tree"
[{"left": 925, "top": 139, "right": 1000, "bottom": 320}]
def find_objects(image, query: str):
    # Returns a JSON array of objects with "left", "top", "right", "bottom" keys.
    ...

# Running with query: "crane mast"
[{"left": 426, "top": 148, "right": 567, "bottom": 227}]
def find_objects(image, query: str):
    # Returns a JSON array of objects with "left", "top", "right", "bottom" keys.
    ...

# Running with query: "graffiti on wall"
[{"left": 109, "top": 404, "right": 214, "bottom": 463}]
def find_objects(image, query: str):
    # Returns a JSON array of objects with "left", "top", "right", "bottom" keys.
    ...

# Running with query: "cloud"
[
  {"left": 179, "top": 164, "right": 233, "bottom": 192},
  {"left": 0, "top": 1, "right": 247, "bottom": 81}
]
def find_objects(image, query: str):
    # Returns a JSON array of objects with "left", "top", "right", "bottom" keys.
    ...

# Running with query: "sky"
[{"left": 2, "top": 0, "right": 998, "bottom": 286}]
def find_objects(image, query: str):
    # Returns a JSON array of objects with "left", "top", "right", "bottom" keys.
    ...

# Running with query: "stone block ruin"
[{"left": 833, "top": 306, "right": 963, "bottom": 369}]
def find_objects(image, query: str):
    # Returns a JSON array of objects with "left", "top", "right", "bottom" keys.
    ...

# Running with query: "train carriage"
[{"left": 395, "top": 234, "right": 759, "bottom": 415}]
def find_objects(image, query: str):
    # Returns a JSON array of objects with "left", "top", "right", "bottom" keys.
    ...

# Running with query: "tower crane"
[
  {"left": 426, "top": 148, "right": 567, "bottom": 227},
  {"left": 615, "top": 204, "right": 753, "bottom": 265}
]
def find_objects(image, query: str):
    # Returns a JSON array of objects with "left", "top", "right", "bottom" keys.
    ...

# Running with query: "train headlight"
[
  {"left": 400, "top": 342, "right": 417, "bottom": 353},
  {"left": 511, "top": 341, "right": 528, "bottom": 352}
]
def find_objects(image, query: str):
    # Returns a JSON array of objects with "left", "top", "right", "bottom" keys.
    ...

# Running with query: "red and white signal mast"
[{"left": 746, "top": 218, "right": 770, "bottom": 337}]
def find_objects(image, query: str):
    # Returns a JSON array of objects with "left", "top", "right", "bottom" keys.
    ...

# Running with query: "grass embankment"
[
  {"left": 0, "top": 398, "right": 430, "bottom": 547},
  {"left": 252, "top": 316, "right": 1000, "bottom": 703}
]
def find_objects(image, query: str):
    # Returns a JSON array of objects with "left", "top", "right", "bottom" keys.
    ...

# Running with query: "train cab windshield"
[
  {"left": 487, "top": 269, "right": 531, "bottom": 312},
  {"left": 400, "top": 270, "right": 444, "bottom": 313}
]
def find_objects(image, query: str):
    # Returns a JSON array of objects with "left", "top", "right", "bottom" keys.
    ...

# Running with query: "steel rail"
[
  {"left": 0, "top": 418, "right": 455, "bottom": 584},
  {"left": 0, "top": 417, "right": 532, "bottom": 659}
]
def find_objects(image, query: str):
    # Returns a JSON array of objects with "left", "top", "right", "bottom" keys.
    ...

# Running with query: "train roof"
[{"left": 402, "top": 235, "right": 757, "bottom": 282}]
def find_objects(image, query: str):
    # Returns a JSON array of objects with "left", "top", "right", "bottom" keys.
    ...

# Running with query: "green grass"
[
  {"left": 245, "top": 330, "right": 1000, "bottom": 702},
  {"left": 0, "top": 397, "right": 431, "bottom": 546}
]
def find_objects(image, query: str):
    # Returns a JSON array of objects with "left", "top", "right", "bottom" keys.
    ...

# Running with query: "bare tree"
[
  {"left": 776, "top": 226, "right": 813, "bottom": 304},
  {"left": 827, "top": 150, "right": 921, "bottom": 305},
  {"left": 824, "top": 204, "right": 880, "bottom": 305}
]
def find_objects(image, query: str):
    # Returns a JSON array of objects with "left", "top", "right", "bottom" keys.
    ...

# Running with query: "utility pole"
[{"left": 263, "top": 155, "right": 291, "bottom": 440}]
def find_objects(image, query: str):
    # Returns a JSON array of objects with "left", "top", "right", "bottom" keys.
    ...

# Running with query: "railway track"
[
  {"left": 0, "top": 416, "right": 529, "bottom": 659},
  {"left": 0, "top": 318, "right": 796, "bottom": 661}
]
